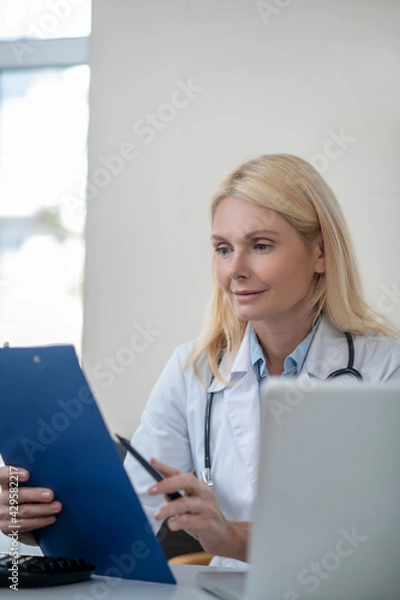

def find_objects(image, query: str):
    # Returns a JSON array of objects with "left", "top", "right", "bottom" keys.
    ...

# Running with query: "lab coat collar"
[
  {"left": 207, "top": 315, "right": 346, "bottom": 392},
  {"left": 301, "top": 315, "right": 347, "bottom": 380},
  {"left": 207, "top": 323, "right": 253, "bottom": 393}
]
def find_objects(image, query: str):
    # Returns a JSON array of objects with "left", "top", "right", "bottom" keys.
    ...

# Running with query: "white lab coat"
[{"left": 125, "top": 315, "right": 400, "bottom": 569}]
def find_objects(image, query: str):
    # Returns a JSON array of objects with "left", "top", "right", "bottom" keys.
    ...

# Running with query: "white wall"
[{"left": 82, "top": 0, "right": 400, "bottom": 437}]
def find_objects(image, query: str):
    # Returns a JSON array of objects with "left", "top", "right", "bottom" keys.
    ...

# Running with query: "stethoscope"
[{"left": 201, "top": 331, "right": 363, "bottom": 489}]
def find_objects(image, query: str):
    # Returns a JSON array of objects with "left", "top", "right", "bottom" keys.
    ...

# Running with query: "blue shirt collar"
[{"left": 250, "top": 316, "right": 322, "bottom": 379}]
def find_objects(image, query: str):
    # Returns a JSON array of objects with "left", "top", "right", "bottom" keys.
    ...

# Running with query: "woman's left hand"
[{"left": 147, "top": 459, "right": 235, "bottom": 557}]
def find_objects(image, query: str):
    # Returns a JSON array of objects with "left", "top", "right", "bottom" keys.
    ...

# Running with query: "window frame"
[
  {"left": 0, "top": 33, "right": 90, "bottom": 351},
  {"left": 0, "top": 37, "right": 88, "bottom": 71}
]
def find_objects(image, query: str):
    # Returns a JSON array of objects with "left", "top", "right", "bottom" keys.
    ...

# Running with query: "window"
[{"left": 0, "top": 0, "right": 91, "bottom": 351}]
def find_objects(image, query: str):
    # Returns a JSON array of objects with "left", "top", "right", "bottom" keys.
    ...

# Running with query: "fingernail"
[
  {"left": 17, "top": 469, "right": 27, "bottom": 479},
  {"left": 42, "top": 491, "right": 51, "bottom": 500},
  {"left": 148, "top": 485, "right": 158, "bottom": 494}
]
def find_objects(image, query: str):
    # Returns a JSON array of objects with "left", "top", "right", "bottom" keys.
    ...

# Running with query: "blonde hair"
[{"left": 186, "top": 154, "right": 399, "bottom": 382}]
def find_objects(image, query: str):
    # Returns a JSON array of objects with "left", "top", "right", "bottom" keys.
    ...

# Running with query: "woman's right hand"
[{"left": 0, "top": 466, "right": 62, "bottom": 546}]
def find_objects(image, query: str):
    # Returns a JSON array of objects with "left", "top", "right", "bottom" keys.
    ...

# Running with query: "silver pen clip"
[{"left": 201, "top": 468, "right": 214, "bottom": 490}]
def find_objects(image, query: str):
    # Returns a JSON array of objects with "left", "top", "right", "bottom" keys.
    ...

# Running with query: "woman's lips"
[{"left": 232, "top": 290, "right": 266, "bottom": 300}]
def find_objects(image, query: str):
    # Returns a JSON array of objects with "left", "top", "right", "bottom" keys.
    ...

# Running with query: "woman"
[{"left": 1, "top": 154, "right": 399, "bottom": 568}]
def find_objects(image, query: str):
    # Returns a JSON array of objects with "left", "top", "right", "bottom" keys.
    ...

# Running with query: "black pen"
[{"left": 116, "top": 434, "right": 182, "bottom": 501}]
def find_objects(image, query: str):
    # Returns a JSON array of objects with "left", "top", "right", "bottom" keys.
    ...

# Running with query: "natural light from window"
[{"left": 0, "top": 1, "right": 90, "bottom": 352}]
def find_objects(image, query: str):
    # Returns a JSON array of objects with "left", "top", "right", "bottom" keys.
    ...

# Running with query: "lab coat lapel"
[
  {"left": 207, "top": 324, "right": 251, "bottom": 394},
  {"left": 301, "top": 315, "right": 348, "bottom": 379},
  {"left": 224, "top": 371, "right": 260, "bottom": 490},
  {"left": 222, "top": 324, "right": 260, "bottom": 490}
]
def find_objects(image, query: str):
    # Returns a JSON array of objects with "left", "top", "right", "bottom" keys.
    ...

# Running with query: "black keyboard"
[{"left": 0, "top": 554, "right": 95, "bottom": 587}]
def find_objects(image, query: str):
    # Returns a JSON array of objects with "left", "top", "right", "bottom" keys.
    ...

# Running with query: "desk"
[{"left": 2, "top": 565, "right": 223, "bottom": 599}]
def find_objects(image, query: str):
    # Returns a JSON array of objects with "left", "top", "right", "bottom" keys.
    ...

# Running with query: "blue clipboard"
[{"left": 0, "top": 344, "right": 175, "bottom": 584}]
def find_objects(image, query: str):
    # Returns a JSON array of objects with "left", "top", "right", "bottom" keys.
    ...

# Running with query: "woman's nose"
[{"left": 228, "top": 252, "right": 251, "bottom": 280}]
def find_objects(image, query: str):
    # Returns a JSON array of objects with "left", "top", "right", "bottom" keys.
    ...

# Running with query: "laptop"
[{"left": 197, "top": 378, "right": 400, "bottom": 600}]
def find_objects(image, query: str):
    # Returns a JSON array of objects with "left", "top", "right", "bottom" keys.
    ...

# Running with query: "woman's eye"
[
  {"left": 215, "top": 246, "right": 231, "bottom": 256},
  {"left": 254, "top": 243, "right": 272, "bottom": 251}
]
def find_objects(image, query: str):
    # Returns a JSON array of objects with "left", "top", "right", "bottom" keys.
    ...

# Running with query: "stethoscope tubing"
[{"left": 326, "top": 332, "right": 363, "bottom": 381}]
